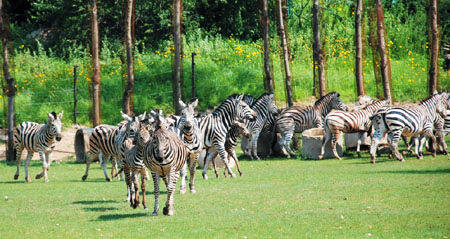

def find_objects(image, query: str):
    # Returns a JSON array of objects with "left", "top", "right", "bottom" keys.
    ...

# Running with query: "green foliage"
[{"left": 0, "top": 141, "right": 449, "bottom": 237}]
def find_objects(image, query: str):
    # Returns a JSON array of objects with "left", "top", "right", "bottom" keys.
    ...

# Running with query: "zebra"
[
  {"left": 369, "top": 92, "right": 448, "bottom": 163},
  {"left": 199, "top": 94, "right": 257, "bottom": 180},
  {"left": 242, "top": 93, "right": 279, "bottom": 160},
  {"left": 143, "top": 113, "right": 191, "bottom": 216},
  {"left": 275, "top": 92, "right": 349, "bottom": 158},
  {"left": 81, "top": 111, "right": 146, "bottom": 182},
  {"left": 318, "top": 99, "right": 390, "bottom": 160},
  {"left": 13, "top": 112, "right": 63, "bottom": 182},
  {"left": 208, "top": 120, "right": 251, "bottom": 178}
]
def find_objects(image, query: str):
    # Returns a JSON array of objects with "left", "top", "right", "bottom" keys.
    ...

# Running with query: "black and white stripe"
[{"left": 13, "top": 112, "right": 63, "bottom": 182}]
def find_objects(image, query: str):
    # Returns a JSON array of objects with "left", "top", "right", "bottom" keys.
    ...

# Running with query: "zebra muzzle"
[{"left": 56, "top": 136, "right": 62, "bottom": 141}]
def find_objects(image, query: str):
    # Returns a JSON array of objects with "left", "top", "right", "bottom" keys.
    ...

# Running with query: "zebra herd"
[{"left": 11, "top": 91, "right": 449, "bottom": 216}]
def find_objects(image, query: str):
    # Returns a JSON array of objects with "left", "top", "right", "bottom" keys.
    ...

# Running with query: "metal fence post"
[
  {"left": 6, "top": 77, "right": 15, "bottom": 162},
  {"left": 191, "top": 52, "right": 196, "bottom": 100},
  {"left": 73, "top": 65, "right": 78, "bottom": 124}
]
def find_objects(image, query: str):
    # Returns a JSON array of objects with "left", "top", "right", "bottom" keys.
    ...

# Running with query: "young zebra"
[
  {"left": 275, "top": 92, "right": 348, "bottom": 158},
  {"left": 318, "top": 99, "right": 390, "bottom": 160},
  {"left": 243, "top": 93, "right": 279, "bottom": 160},
  {"left": 143, "top": 113, "right": 191, "bottom": 216},
  {"left": 209, "top": 120, "right": 251, "bottom": 178},
  {"left": 199, "top": 94, "right": 257, "bottom": 180},
  {"left": 13, "top": 112, "right": 63, "bottom": 182},
  {"left": 369, "top": 92, "right": 448, "bottom": 163},
  {"left": 81, "top": 112, "right": 146, "bottom": 182}
]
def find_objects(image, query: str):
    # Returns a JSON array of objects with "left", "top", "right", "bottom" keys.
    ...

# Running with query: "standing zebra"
[
  {"left": 275, "top": 92, "right": 348, "bottom": 158},
  {"left": 370, "top": 92, "right": 448, "bottom": 163},
  {"left": 13, "top": 112, "right": 63, "bottom": 182},
  {"left": 143, "top": 113, "right": 191, "bottom": 216},
  {"left": 81, "top": 112, "right": 146, "bottom": 182},
  {"left": 243, "top": 93, "right": 279, "bottom": 160},
  {"left": 200, "top": 94, "right": 257, "bottom": 179},
  {"left": 318, "top": 99, "right": 390, "bottom": 160}
]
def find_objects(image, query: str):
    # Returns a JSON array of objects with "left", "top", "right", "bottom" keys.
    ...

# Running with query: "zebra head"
[
  {"left": 236, "top": 94, "right": 257, "bottom": 121},
  {"left": 121, "top": 111, "right": 146, "bottom": 141},
  {"left": 436, "top": 92, "right": 449, "bottom": 118},
  {"left": 329, "top": 92, "right": 348, "bottom": 111},
  {"left": 233, "top": 120, "right": 251, "bottom": 138},
  {"left": 47, "top": 111, "right": 63, "bottom": 141},
  {"left": 178, "top": 99, "right": 198, "bottom": 133},
  {"left": 152, "top": 113, "right": 172, "bottom": 163}
]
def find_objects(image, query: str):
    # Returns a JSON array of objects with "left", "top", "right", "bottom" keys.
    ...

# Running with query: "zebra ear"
[
  {"left": 47, "top": 112, "right": 55, "bottom": 121},
  {"left": 237, "top": 94, "right": 244, "bottom": 101},
  {"left": 190, "top": 99, "right": 199, "bottom": 108},
  {"left": 57, "top": 111, "right": 63, "bottom": 119},
  {"left": 179, "top": 100, "right": 187, "bottom": 109},
  {"left": 121, "top": 111, "right": 133, "bottom": 122},
  {"left": 137, "top": 111, "right": 146, "bottom": 122}
]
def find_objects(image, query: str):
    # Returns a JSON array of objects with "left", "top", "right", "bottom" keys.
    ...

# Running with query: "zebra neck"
[{"left": 40, "top": 124, "right": 55, "bottom": 145}]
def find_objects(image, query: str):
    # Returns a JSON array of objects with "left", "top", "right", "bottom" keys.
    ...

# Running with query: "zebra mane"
[
  {"left": 251, "top": 93, "right": 272, "bottom": 107},
  {"left": 212, "top": 95, "right": 239, "bottom": 116},
  {"left": 229, "top": 93, "right": 256, "bottom": 105},
  {"left": 360, "top": 99, "right": 389, "bottom": 112},
  {"left": 314, "top": 92, "right": 338, "bottom": 106}
]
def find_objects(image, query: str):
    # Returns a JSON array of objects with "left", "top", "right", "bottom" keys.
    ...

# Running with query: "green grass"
[{"left": 0, "top": 138, "right": 449, "bottom": 238}]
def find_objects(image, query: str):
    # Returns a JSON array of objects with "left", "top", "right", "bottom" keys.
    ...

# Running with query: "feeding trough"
[
  {"left": 301, "top": 128, "right": 343, "bottom": 159},
  {"left": 197, "top": 149, "right": 236, "bottom": 169},
  {"left": 74, "top": 128, "right": 95, "bottom": 163},
  {"left": 344, "top": 132, "right": 372, "bottom": 151},
  {"left": 240, "top": 129, "right": 277, "bottom": 158}
]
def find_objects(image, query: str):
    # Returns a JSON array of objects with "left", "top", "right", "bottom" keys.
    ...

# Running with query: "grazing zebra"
[
  {"left": 208, "top": 120, "right": 251, "bottom": 178},
  {"left": 318, "top": 99, "right": 390, "bottom": 160},
  {"left": 81, "top": 112, "right": 146, "bottom": 182},
  {"left": 242, "top": 93, "right": 279, "bottom": 160},
  {"left": 199, "top": 94, "right": 257, "bottom": 180},
  {"left": 13, "top": 112, "right": 63, "bottom": 182},
  {"left": 143, "top": 113, "right": 191, "bottom": 216},
  {"left": 369, "top": 92, "right": 448, "bottom": 163},
  {"left": 275, "top": 92, "right": 348, "bottom": 158}
]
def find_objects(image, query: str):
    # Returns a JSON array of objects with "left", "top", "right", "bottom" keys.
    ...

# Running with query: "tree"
[
  {"left": 277, "top": 0, "right": 293, "bottom": 107},
  {"left": 122, "top": 0, "right": 135, "bottom": 115},
  {"left": 375, "top": 0, "right": 393, "bottom": 102},
  {"left": 172, "top": 0, "right": 184, "bottom": 115},
  {"left": 312, "top": 0, "right": 327, "bottom": 98},
  {"left": 367, "top": 0, "right": 382, "bottom": 99},
  {"left": 260, "top": 0, "right": 274, "bottom": 93},
  {"left": 90, "top": 0, "right": 101, "bottom": 126},
  {"left": 428, "top": 0, "right": 439, "bottom": 95},
  {"left": 1, "top": 0, "right": 15, "bottom": 162},
  {"left": 354, "top": 0, "right": 366, "bottom": 96}
]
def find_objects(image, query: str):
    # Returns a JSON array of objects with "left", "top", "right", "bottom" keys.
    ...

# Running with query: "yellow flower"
[{"left": 19, "top": 45, "right": 24, "bottom": 49}]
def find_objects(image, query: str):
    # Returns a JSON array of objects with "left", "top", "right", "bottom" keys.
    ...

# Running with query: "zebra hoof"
[
  {"left": 163, "top": 206, "right": 168, "bottom": 215},
  {"left": 317, "top": 155, "right": 323, "bottom": 160},
  {"left": 44, "top": 178, "right": 49, "bottom": 183},
  {"left": 81, "top": 175, "right": 88, "bottom": 181},
  {"left": 14, "top": 174, "right": 19, "bottom": 180},
  {"left": 26, "top": 176, "right": 31, "bottom": 183},
  {"left": 202, "top": 172, "right": 208, "bottom": 180},
  {"left": 432, "top": 152, "right": 436, "bottom": 157},
  {"left": 239, "top": 172, "right": 243, "bottom": 177},
  {"left": 35, "top": 173, "right": 43, "bottom": 179},
  {"left": 230, "top": 173, "right": 237, "bottom": 178},
  {"left": 152, "top": 212, "right": 158, "bottom": 216},
  {"left": 357, "top": 152, "right": 361, "bottom": 158},
  {"left": 388, "top": 154, "right": 393, "bottom": 159},
  {"left": 180, "top": 188, "right": 186, "bottom": 195},
  {"left": 190, "top": 189, "right": 196, "bottom": 194},
  {"left": 105, "top": 178, "right": 111, "bottom": 182}
]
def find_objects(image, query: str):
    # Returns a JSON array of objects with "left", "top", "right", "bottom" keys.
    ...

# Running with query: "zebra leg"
[
  {"left": 435, "top": 130, "right": 447, "bottom": 155},
  {"left": 188, "top": 153, "right": 198, "bottom": 193},
  {"left": 318, "top": 128, "right": 332, "bottom": 160},
  {"left": 211, "top": 153, "right": 219, "bottom": 178},
  {"left": 417, "top": 135, "right": 427, "bottom": 159},
  {"left": 389, "top": 132, "right": 404, "bottom": 162},
  {"left": 140, "top": 170, "right": 147, "bottom": 210},
  {"left": 123, "top": 163, "right": 132, "bottom": 205},
  {"left": 202, "top": 148, "right": 215, "bottom": 180},
  {"left": 43, "top": 152, "right": 51, "bottom": 182},
  {"left": 370, "top": 130, "right": 384, "bottom": 164},
  {"left": 331, "top": 131, "right": 342, "bottom": 160},
  {"left": 132, "top": 172, "right": 140, "bottom": 209},
  {"left": 163, "top": 169, "right": 179, "bottom": 216},
  {"left": 230, "top": 149, "right": 242, "bottom": 176},
  {"left": 82, "top": 151, "right": 95, "bottom": 181},
  {"left": 111, "top": 157, "right": 118, "bottom": 180},
  {"left": 250, "top": 130, "right": 261, "bottom": 160},
  {"left": 35, "top": 151, "right": 46, "bottom": 180},
  {"left": 14, "top": 147, "right": 24, "bottom": 180},
  {"left": 99, "top": 152, "right": 111, "bottom": 182},
  {"left": 413, "top": 136, "right": 421, "bottom": 159},
  {"left": 423, "top": 130, "right": 437, "bottom": 157},
  {"left": 357, "top": 132, "right": 362, "bottom": 158},
  {"left": 279, "top": 129, "right": 293, "bottom": 158},
  {"left": 23, "top": 151, "right": 33, "bottom": 182},
  {"left": 179, "top": 163, "right": 187, "bottom": 194},
  {"left": 151, "top": 172, "right": 160, "bottom": 216},
  {"left": 215, "top": 142, "right": 236, "bottom": 178}
]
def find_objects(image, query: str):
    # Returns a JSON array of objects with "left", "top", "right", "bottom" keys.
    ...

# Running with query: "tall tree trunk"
[
  {"left": 172, "top": 0, "right": 183, "bottom": 114},
  {"left": 1, "top": 0, "right": 15, "bottom": 162},
  {"left": 277, "top": 0, "right": 293, "bottom": 107},
  {"left": 260, "top": 0, "right": 274, "bottom": 93},
  {"left": 90, "top": 0, "right": 101, "bottom": 126},
  {"left": 428, "top": 0, "right": 439, "bottom": 95},
  {"left": 312, "top": 0, "right": 327, "bottom": 98},
  {"left": 122, "top": 0, "right": 135, "bottom": 115},
  {"left": 375, "top": 0, "right": 393, "bottom": 102},
  {"left": 367, "top": 0, "right": 382, "bottom": 99},
  {"left": 354, "top": 0, "right": 366, "bottom": 96}
]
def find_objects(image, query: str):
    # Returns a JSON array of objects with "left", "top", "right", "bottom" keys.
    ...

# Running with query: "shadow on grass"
[
  {"left": 73, "top": 200, "right": 119, "bottom": 205},
  {"left": 371, "top": 168, "right": 450, "bottom": 174},
  {"left": 68, "top": 178, "right": 114, "bottom": 183},
  {"left": 0, "top": 180, "right": 26, "bottom": 184},
  {"left": 145, "top": 191, "right": 167, "bottom": 195},
  {"left": 84, "top": 207, "right": 119, "bottom": 212},
  {"left": 96, "top": 212, "right": 148, "bottom": 221}
]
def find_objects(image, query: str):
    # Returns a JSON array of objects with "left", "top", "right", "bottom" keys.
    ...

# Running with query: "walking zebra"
[
  {"left": 143, "top": 113, "right": 191, "bottom": 216},
  {"left": 208, "top": 120, "right": 251, "bottom": 178},
  {"left": 13, "top": 112, "right": 63, "bottom": 182},
  {"left": 369, "top": 92, "right": 448, "bottom": 163},
  {"left": 275, "top": 92, "right": 348, "bottom": 158},
  {"left": 199, "top": 94, "right": 257, "bottom": 179},
  {"left": 81, "top": 111, "right": 146, "bottom": 182},
  {"left": 242, "top": 93, "right": 279, "bottom": 160},
  {"left": 318, "top": 99, "right": 390, "bottom": 160}
]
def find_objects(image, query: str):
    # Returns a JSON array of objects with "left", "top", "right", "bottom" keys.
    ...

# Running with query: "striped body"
[
  {"left": 370, "top": 92, "right": 448, "bottom": 163},
  {"left": 13, "top": 112, "right": 63, "bottom": 183},
  {"left": 319, "top": 100, "right": 390, "bottom": 160},
  {"left": 275, "top": 92, "right": 348, "bottom": 157},
  {"left": 199, "top": 94, "right": 257, "bottom": 179}
]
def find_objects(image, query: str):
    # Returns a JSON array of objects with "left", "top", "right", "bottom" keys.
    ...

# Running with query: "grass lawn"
[{"left": 0, "top": 139, "right": 449, "bottom": 238}]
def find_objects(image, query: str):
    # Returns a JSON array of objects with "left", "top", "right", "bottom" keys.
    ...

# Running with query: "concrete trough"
[
  {"left": 301, "top": 128, "right": 343, "bottom": 160},
  {"left": 344, "top": 132, "right": 371, "bottom": 151},
  {"left": 197, "top": 149, "right": 236, "bottom": 169}
]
